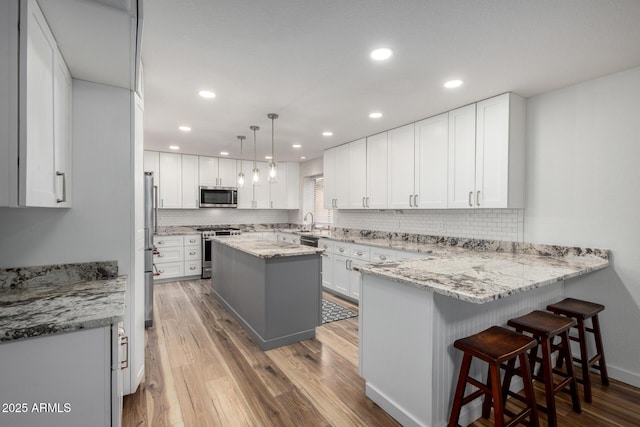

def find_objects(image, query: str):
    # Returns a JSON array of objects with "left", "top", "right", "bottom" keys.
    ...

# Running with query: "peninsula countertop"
[
  {"left": 354, "top": 248, "right": 608, "bottom": 304},
  {"left": 0, "top": 261, "right": 126, "bottom": 342},
  {"left": 211, "top": 235, "right": 323, "bottom": 259}
]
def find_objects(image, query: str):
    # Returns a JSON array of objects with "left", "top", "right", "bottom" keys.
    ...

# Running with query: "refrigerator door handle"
[{"left": 153, "top": 185, "right": 158, "bottom": 234}]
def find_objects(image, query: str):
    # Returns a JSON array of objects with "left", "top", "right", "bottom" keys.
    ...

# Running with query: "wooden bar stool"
[
  {"left": 448, "top": 326, "right": 539, "bottom": 427},
  {"left": 546, "top": 298, "right": 609, "bottom": 402},
  {"left": 505, "top": 311, "right": 581, "bottom": 427}
]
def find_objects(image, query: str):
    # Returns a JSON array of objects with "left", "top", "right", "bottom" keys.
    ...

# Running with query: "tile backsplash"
[
  {"left": 157, "top": 209, "right": 291, "bottom": 226},
  {"left": 334, "top": 209, "right": 524, "bottom": 242}
]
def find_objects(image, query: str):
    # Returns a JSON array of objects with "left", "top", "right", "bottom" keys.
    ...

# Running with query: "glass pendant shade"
[
  {"left": 267, "top": 113, "right": 278, "bottom": 182},
  {"left": 237, "top": 172, "right": 245, "bottom": 188}
]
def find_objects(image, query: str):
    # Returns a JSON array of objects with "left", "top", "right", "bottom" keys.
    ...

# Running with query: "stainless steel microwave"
[{"left": 199, "top": 186, "right": 237, "bottom": 208}]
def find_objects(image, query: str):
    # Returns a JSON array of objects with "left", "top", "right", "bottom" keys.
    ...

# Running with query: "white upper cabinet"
[
  {"left": 347, "top": 138, "right": 367, "bottom": 209},
  {"left": 448, "top": 93, "right": 525, "bottom": 208},
  {"left": 387, "top": 123, "right": 416, "bottom": 209},
  {"left": 323, "top": 145, "right": 349, "bottom": 209},
  {"left": 143, "top": 150, "right": 159, "bottom": 178},
  {"left": 18, "top": 0, "right": 72, "bottom": 207},
  {"left": 447, "top": 104, "right": 477, "bottom": 208},
  {"left": 269, "top": 163, "right": 288, "bottom": 209},
  {"left": 253, "top": 161, "right": 270, "bottom": 208},
  {"left": 323, "top": 148, "right": 337, "bottom": 209},
  {"left": 366, "top": 132, "right": 388, "bottom": 209},
  {"left": 285, "top": 162, "right": 300, "bottom": 209},
  {"left": 236, "top": 160, "right": 254, "bottom": 208},
  {"left": 199, "top": 156, "right": 237, "bottom": 187},
  {"left": 181, "top": 154, "right": 199, "bottom": 208},
  {"left": 415, "top": 113, "right": 448, "bottom": 209},
  {"left": 159, "top": 152, "right": 182, "bottom": 208}
]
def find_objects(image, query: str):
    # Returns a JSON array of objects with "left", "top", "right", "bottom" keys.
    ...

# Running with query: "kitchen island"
[
  {"left": 210, "top": 235, "right": 323, "bottom": 350},
  {"left": 355, "top": 243, "right": 609, "bottom": 427}
]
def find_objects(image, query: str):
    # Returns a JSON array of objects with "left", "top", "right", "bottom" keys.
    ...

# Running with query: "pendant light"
[
  {"left": 267, "top": 113, "right": 278, "bottom": 181},
  {"left": 250, "top": 125, "right": 260, "bottom": 183},
  {"left": 237, "top": 135, "right": 246, "bottom": 188}
]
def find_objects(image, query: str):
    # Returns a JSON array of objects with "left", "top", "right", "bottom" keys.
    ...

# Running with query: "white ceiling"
[{"left": 141, "top": 0, "right": 640, "bottom": 162}]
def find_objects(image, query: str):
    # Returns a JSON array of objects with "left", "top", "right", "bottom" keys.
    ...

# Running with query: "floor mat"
[{"left": 322, "top": 298, "right": 358, "bottom": 324}]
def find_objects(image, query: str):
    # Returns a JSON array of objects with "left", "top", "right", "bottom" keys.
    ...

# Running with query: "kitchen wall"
[
  {"left": 157, "top": 208, "right": 290, "bottom": 226},
  {"left": 525, "top": 66, "right": 640, "bottom": 386}
]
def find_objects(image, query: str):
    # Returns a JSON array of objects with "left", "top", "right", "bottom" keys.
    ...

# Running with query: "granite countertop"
[
  {"left": 211, "top": 235, "right": 323, "bottom": 259},
  {"left": 355, "top": 250, "right": 608, "bottom": 304},
  {"left": 0, "top": 261, "right": 126, "bottom": 342}
]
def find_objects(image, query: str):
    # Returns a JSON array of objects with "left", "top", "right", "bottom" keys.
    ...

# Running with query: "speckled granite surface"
[
  {"left": 155, "top": 223, "right": 296, "bottom": 236},
  {"left": 211, "top": 235, "right": 323, "bottom": 259},
  {"left": 0, "top": 261, "right": 126, "bottom": 342},
  {"left": 355, "top": 250, "right": 608, "bottom": 304}
]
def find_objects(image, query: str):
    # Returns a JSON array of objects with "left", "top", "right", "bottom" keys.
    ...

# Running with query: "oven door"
[
  {"left": 199, "top": 187, "right": 237, "bottom": 208},
  {"left": 202, "top": 237, "right": 212, "bottom": 279}
]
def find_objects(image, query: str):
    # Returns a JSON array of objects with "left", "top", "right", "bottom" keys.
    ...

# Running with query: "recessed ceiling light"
[
  {"left": 369, "top": 112, "right": 383, "bottom": 119},
  {"left": 198, "top": 90, "right": 216, "bottom": 99},
  {"left": 265, "top": 155, "right": 272, "bottom": 160},
  {"left": 322, "top": 131, "right": 333, "bottom": 137},
  {"left": 444, "top": 79, "right": 463, "bottom": 89},
  {"left": 169, "top": 145, "right": 180, "bottom": 150},
  {"left": 220, "top": 151, "right": 229, "bottom": 156},
  {"left": 178, "top": 125, "right": 191, "bottom": 132},
  {"left": 300, "top": 156, "right": 306, "bottom": 160},
  {"left": 370, "top": 48, "right": 393, "bottom": 61},
  {"left": 292, "top": 144, "right": 302, "bottom": 148}
]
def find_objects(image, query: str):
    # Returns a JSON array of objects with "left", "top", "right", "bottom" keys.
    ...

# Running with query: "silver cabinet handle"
[
  {"left": 189, "top": 239, "right": 197, "bottom": 243},
  {"left": 380, "top": 255, "right": 387, "bottom": 261},
  {"left": 476, "top": 190, "right": 480, "bottom": 207},
  {"left": 362, "top": 197, "right": 366, "bottom": 208},
  {"left": 189, "top": 251, "right": 196, "bottom": 255},
  {"left": 366, "top": 197, "right": 369, "bottom": 208},
  {"left": 409, "top": 195, "right": 413, "bottom": 207},
  {"left": 56, "top": 171, "right": 66, "bottom": 203},
  {"left": 120, "top": 335, "right": 129, "bottom": 369},
  {"left": 356, "top": 251, "right": 363, "bottom": 256},
  {"left": 414, "top": 194, "right": 418, "bottom": 207},
  {"left": 468, "top": 191, "right": 473, "bottom": 207},
  {"left": 161, "top": 198, "right": 164, "bottom": 208}
]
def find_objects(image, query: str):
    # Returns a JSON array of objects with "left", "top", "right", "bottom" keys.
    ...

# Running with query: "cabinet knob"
[
  {"left": 339, "top": 248, "right": 345, "bottom": 252},
  {"left": 189, "top": 266, "right": 196, "bottom": 270},
  {"left": 190, "top": 239, "right": 197, "bottom": 243},
  {"left": 189, "top": 251, "right": 196, "bottom": 255},
  {"left": 380, "top": 255, "right": 387, "bottom": 261},
  {"left": 357, "top": 251, "right": 363, "bottom": 256},
  {"left": 158, "top": 241, "right": 165, "bottom": 245},
  {"left": 158, "top": 254, "right": 164, "bottom": 257},
  {"left": 158, "top": 269, "right": 164, "bottom": 273},
  {"left": 323, "top": 245, "right": 328, "bottom": 249}
]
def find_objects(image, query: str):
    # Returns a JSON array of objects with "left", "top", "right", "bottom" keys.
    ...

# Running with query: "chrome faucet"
[{"left": 303, "top": 211, "right": 315, "bottom": 231}]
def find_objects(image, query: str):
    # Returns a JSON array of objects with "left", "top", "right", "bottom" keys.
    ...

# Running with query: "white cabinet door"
[
  {"left": 217, "top": 157, "right": 237, "bottom": 187},
  {"left": 20, "top": 0, "right": 56, "bottom": 207},
  {"left": 366, "top": 132, "right": 388, "bottom": 209},
  {"left": 181, "top": 154, "right": 198, "bottom": 208},
  {"left": 333, "top": 254, "right": 350, "bottom": 296},
  {"left": 347, "top": 138, "right": 367, "bottom": 209},
  {"left": 334, "top": 144, "right": 350, "bottom": 209},
  {"left": 143, "top": 150, "right": 159, "bottom": 177},
  {"left": 53, "top": 47, "right": 72, "bottom": 207},
  {"left": 349, "top": 258, "right": 368, "bottom": 300},
  {"left": 321, "top": 251, "right": 334, "bottom": 290},
  {"left": 387, "top": 123, "right": 416, "bottom": 209},
  {"left": 236, "top": 160, "right": 254, "bottom": 208},
  {"left": 415, "top": 113, "right": 448, "bottom": 209},
  {"left": 323, "top": 148, "right": 337, "bottom": 209},
  {"left": 198, "top": 156, "right": 218, "bottom": 187},
  {"left": 286, "top": 162, "right": 300, "bottom": 209},
  {"left": 159, "top": 152, "right": 182, "bottom": 208},
  {"left": 447, "top": 104, "right": 477, "bottom": 208},
  {"left": 253, "top": 161, "right": 270, "bottom": 208}
]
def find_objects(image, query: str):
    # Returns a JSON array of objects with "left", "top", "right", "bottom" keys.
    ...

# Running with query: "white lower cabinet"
[
  {"left": 319, "top": 239, "right": 334, "bottom": 290},
  {"left": 153, "top": 234, "right": 201, "bottom": 281},
  {"left": 0, "top": 325, "right": 122, "bottom": 427}
]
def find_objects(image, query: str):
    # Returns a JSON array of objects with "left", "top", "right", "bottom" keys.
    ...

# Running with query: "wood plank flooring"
[{"left": 124, "top": 279, "right": 640, "bottom": 427}]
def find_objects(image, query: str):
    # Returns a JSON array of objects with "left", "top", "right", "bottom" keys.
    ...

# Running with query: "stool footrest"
[{"left": 460, "top": 389, "right": 485, "bottom": 406}]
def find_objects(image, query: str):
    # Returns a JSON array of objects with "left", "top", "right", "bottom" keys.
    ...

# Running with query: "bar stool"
[
  {"left": 546, "top": 298, "right": 609, "bottom": 402},
  {"left": 448, "top": 326, "right": 539, "bottom": 427},
  {"left": 505, "top": 311, "right": 581, "bottom": 427}
]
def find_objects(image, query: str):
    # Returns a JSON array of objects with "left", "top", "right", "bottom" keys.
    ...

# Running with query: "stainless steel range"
[{"left": 197, "top": 226, "right": 241, "bottom": 279}]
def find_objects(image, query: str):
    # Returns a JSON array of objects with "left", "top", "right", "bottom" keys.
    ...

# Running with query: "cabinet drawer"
[
  {"left": 371, "top": 248, "right": 398, "bottom": 263},
  {"left": 153, "top": 235, "right": 183, "bottom": 248},
  {"left": 184, "top": 235, "right": 200, "bottom": 246},
  {"left": 184, "top": 246, "right": 201, "bottom": 261},
  {"left": 154, "top": 246, "right": 184, "bottom": 263},
  {"left": 318, "top": 239, "right": 334, "bottom": 253},
  {"left": 154, "top": 262, "right": 184, "bottom": 279},
  {"left": 350, "top": 244, "right": 370, "bottom": 261},
  {"left": 334, "top": 243, "right": 349, "bottom": 255},
  {"left": 184, "top": 261, "right": 202, "bottom": 276}
]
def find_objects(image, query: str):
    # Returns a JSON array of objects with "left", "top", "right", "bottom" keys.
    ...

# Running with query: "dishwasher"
[{"left": 299, "top": 235, "right": 319, "bottom": 247}]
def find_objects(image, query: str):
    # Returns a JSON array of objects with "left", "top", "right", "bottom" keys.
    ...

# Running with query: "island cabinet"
[
  {"left": 448, "top": 93, "right": 526, "bottom": 208},
  {"left": 210, "top": 237, "right": 322, "bottom": 350},
  {"left": 0, "top": 0, "right": 73, "bottom": 208}
]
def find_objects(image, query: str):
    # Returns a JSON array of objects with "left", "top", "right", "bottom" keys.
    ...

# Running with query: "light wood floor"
[{"left": 124, "top": 279, "right": 640, "bottom": 427}]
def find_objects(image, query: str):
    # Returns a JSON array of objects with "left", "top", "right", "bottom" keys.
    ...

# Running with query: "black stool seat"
[
  {"left": 547, "top": 298, "right": 609, "bottom": 402},
  {"left": 449, "top": 326, "right": 539, "bottom": 427},
  {"left": 506, "top": 311, "right": 581, "bottom": 427}
]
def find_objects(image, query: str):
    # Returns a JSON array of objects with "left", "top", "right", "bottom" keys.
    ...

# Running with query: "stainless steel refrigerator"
[{"left": 144, "top": 172, "right": 157, "bottom": 328}]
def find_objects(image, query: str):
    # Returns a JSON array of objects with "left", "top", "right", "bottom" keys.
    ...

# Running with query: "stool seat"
[
  {"left": 507, "top": 311, "right": 581, "bottom": 427},
  {"left": 546, "top": 298, "right": 609, "bottom": 403},
  {"left": 546, "top": 298, "right": 604, "bottom": 319},
  {"left": 449, "top": 326, "right": 539, "bottom": 427}
]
